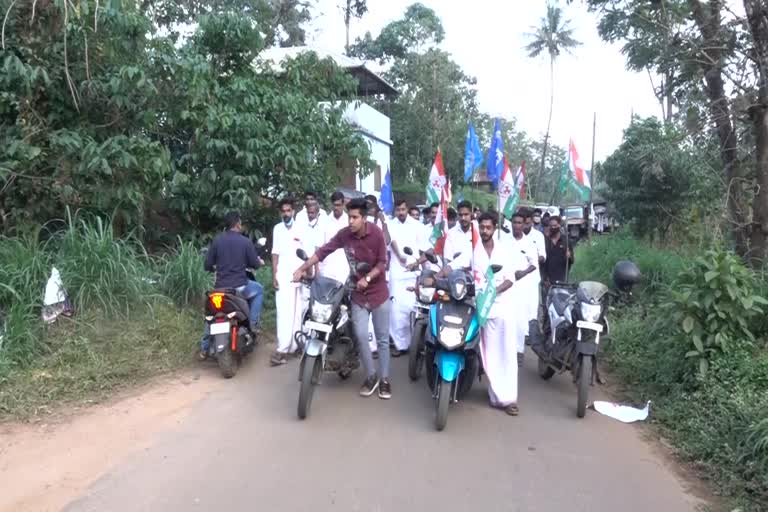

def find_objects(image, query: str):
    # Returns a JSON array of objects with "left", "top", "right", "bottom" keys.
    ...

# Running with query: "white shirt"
[
  {"left": 387, "top": 215, "right": 425, "bottom": 282},
  {"left": 525, "top": 228, "right": 547, "bottom": 263},
  {"left": 467, "top": 236, "right": 526, "bottom": 316},
  {"left": 443, "top": 223, "right": 473, "bottom": 266},
  {"left": 271, "top": 221, "right": 307, "bottom": 284},
  {"left": 321, "top": 211, "right": 350, "bottom": 284},
  {"left": 295, "top": 207, "right": 327, "bottom": 229}
]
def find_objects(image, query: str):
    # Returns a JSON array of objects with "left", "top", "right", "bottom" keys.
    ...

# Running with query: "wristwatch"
[{"left": 365, "top": 275, "right": 372, "bottom": 283}]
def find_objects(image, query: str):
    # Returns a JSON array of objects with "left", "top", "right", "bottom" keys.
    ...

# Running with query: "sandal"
[{"left": 505, "top": 404, "right": 519, "bottom": 416}]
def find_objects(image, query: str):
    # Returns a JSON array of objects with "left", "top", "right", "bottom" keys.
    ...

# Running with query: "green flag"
[{"left": 475, "top": 266, "right": 496, "bottom": 328}]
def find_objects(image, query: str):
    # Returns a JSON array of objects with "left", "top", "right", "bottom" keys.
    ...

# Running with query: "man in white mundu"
[
  {"left": 387, "top": 199, "right": 425, "bottom": 356},
  {"left": 270, "top": 198, "right": 307, "bottom": 366},
  {"left": 506, "top": 211, "right": 540, "bottom": 366},
  {"left": 320, "top": 191, "right": 351, "bottom": 284},
  {"left": 454, "top": 212, "right": 527, "bottom": 416}
]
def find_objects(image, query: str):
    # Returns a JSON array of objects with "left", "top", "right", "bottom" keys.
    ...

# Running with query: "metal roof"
[{"left": 259, "top": 46, "right": 398, "bottom": 97}]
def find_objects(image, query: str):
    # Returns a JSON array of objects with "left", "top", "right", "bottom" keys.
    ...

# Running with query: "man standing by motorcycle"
[
  {"left": 443, "top": 200, "right": 474, "bottom": 266},
  {"left": 543, "top": 215, "right": 574, "bottom": 288},
  {"left": 449, "top": 212, "right": 527, "bottom": 416},
  {"left": 387, "top": 199, "right": 425, "bottom": 357},
  {"left": 292, "top": 198, "right": 393, "bottom": 400},
  {"left": 200, "top": 211, "right": 265, "bottom": 359},
  {"left": 507, "top": 211, "right": 539, "bottom": 366},
  {"left": 271, "top": 198, "right": 308, "bottom": 366}
]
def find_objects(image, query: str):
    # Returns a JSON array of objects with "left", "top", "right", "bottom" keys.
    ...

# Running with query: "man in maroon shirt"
[{"left": 292, "top": 198, "right": 393, "bottom": 399}]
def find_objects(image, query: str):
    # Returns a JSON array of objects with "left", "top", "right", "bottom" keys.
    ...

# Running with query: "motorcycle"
[
  {"left": 294, "top": 248, "right": 370, "bottom": 420},
  {"left": 402, "top": 247, "right": 437, "bottom": 382},
  {"left": 422, "top": 251, "right": 502, "bottom": 431},
  {"left": 528, "top": 260, "right": 641, "bottom": 418},
  {"left": 203, "top": 237, "right": 267, "bottom": 379}
]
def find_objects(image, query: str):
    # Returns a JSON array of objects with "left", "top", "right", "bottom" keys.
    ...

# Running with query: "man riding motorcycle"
[{"left": 200, "top": 211, "right": 265, "bottom": 359}]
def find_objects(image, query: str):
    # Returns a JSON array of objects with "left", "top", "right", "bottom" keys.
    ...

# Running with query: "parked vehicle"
[
  {"left": 294, "top": 249, "right": 369, "bottom": 420},
  {"left": 203, "top": 238, "right": 267, "bottom": 378},
  {"left": 422, "top": 252, "right": 503, "bottom": 431},
  {"left": 562, "top": 204, "right": 588, "bottom": 240},
  {"left": 528, "top": 261, "right": 641, "bottom": 417}
]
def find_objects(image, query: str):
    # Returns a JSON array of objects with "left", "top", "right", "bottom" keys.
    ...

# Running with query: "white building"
[{"left": 260, "top": 46, "right": 397, "bottom": 199}]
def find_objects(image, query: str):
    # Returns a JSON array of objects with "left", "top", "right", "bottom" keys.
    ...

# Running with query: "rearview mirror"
[
  {"left": 296, "top": 249, "right": 308, "bottom": 261},
  {"left": 403, "top": 247, "right": 413, "bottom": 256},
  {"left": 490, "top": 264, "right": 503, "bottom": 274},
  {"left": 356, "top": 262, "right": 372, "bottom": 274},
  {"left": 424, "top": 252, "right": 438, "bottom": 265}
]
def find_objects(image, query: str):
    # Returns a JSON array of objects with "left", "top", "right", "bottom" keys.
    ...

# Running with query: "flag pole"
[{"left": 588, "top": 112, "right": 596, "bottom": 240}]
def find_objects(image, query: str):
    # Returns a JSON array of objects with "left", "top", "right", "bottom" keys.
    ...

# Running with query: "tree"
[
  {"left": 343, "top": 0, "right": 368, "bottom": 54},
  {"left": 524, "top": 4, "right": 581, "bottom": 203}
]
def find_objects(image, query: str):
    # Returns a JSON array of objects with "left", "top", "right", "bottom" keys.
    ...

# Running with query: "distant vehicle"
[
  {"left": 535, "top": 204, "right": 560, "bottom": 218},
  {"left": 562, "top": 204, "right": 588, "bottom": 240}
]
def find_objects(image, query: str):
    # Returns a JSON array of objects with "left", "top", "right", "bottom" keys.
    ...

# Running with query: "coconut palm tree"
[{"left": 525, "top": 3, "right": 581, "bottom": 200}]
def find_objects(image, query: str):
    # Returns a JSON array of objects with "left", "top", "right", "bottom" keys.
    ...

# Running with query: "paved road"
[{"left": 66, "top": 348, "right": 703, "bottom": 512}]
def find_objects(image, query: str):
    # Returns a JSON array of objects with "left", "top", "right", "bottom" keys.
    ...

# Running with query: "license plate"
[
  {"left": 209, "top": 322, "right": 231, "bottom": 335},
  {"left": 305, "top": 320, "right": 332, "bottom": 333},
  {"left": 576, "top": 320, "right": 603, "bottom": 333}
]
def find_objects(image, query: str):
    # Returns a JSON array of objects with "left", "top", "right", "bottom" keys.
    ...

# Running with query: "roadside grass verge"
[{"left": 571, "top": 233, "right": 768, "bottom": 511}]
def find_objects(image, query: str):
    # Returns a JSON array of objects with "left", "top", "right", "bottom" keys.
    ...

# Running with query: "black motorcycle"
[
  {"left": 528, "top": 260, "right": 641, "bottom": 417},
  {"left": 294, "top": 249, "right": 370, "bottom": 420},
  {"left": 203, "top": 237, "right": 267, "bottom": 379},
  {"left": 403, "top": 247, "right": 437, "bottom": 382}
]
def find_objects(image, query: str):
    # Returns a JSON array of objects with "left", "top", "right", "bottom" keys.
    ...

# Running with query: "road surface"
[{"left": 51, "top": 346, "right": 707, "bottom": 512}]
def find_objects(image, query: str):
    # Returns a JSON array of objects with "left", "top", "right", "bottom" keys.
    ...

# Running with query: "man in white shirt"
[
  {"left": 295, "top": 190, "right": 327, "bottom": 228},
  {"left": 270, "top": 198, "right": 308, "bottom": 366},
  {"left": 387, "top": 199, "right": 425, "bottom": 356},
  {"left": 507, "top": 211, "right": 541, "bottom": 366},
  {"left": 320, "top": 191, "right": 350, "bottom": 284},
  {"left": 443, "top": 200, "right": 474, "bottom": 266},
  {"left": 522, "top": 207, "right": 547, "bottom": 326},
  {"left": 449, "top": 213, "right": 528, "bottom": 416}
]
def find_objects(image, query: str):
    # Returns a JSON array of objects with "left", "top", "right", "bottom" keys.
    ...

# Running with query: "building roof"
[{"left": 260, "top": 46, "right": 398, "bottom": 97}]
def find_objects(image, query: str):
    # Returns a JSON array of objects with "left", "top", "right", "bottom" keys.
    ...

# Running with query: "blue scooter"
[{"left": 423, "top": 252, "right": 502, "bottom": 431}]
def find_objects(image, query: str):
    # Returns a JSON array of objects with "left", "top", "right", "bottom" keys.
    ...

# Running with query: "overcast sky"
[{"left": 306, "top": 0, "right": 662, "bottom": 163}]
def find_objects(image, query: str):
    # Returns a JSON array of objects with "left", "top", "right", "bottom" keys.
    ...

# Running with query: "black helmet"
[{"left": 613, "top": 260, "right": 641, "bottom": 292}]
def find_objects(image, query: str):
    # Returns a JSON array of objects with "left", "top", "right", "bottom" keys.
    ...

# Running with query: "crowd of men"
[{"left": 204, "top": 190, "right": 574, "bottom": 416}]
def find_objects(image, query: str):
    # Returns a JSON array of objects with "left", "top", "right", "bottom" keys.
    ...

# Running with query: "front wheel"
[
  {"left": 215, "top": 334, "right": 238, "bottom": 379},
  {"left": 576, "top": 355, "right": 593, "bottom": 418},
  {"left": 298, "top": 355, "right": 321, "bottom": 420},
  {"left": 435, "top": 377, "right": 452, "bottom": 431},
  {"left": 408, "top": 323, "right": 426, "bottom": 381}
]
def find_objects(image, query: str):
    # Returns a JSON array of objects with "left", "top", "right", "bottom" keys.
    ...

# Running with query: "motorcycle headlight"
[
  {"left": 580, "top": 303, "right": 602, "bottom": 323},
  {"left": 311, "top": 302, "right": 334, "bottom": 323},
  {"left": 439, "top": 326, "right": 464, "bottom": 349},
  {"left": 418, "top": 286, "right": 435, "bottom": 303},
  {"left": 450, "top": 280, "right": 467, "bottom": 301}
]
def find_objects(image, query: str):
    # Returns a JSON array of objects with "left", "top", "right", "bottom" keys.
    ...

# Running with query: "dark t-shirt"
[
  {"left": 543, "top": 235, "right": 574, "bottom": 284},
  {"left": 205, "top": 230, "right": 260, "bottom": 289}
]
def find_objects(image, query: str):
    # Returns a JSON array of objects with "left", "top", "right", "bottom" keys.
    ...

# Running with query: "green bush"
[{"left": 159, "top": 238, "right": 213, "bottom": 307}]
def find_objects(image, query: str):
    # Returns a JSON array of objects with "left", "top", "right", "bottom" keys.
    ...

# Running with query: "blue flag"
[
  {"left": 464, "top": 122, "right": 483, "bottom": 182},
  {"left": 379, "top": 166, "right": 394, "bottom": 216},
  {"left": 486, "top": 119, "right": 504, "bottom": 189}
]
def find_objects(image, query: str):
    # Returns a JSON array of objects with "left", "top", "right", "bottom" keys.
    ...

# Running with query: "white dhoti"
[
  {"left": 275, "top": 282, "right": 303, "bottom": 354},
  {"left": 389, "top": 279, "right": 416, "bottom": 351},
  {"left": 515, "top": 274, "right": 540, "bottom": 353},
  {"left": 480, "top": 315, "right": 519, "bottom": 407}
]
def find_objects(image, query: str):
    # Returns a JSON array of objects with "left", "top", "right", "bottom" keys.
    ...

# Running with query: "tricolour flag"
[
  {"left": 567, "top": 139, "right": 591, "bottom": 201},
  {"left": 498, "top": 157, "right": 519, "bottom": 219},
  {"left": 468, "top": 220, "right": 495, "bottom": 328},
  {"left": 426, "top": 149, "right": 448, "bottom": 205},
  {"left": 464, "top": 122, "right": 484, "bottom": 182},
  {"left": 515, "top": 160, "right": 526, "bottom": 200}
]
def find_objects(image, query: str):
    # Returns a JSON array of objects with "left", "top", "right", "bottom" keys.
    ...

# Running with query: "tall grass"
[{"left": 159, "top": 238, "right": 212, "bottom": 307}]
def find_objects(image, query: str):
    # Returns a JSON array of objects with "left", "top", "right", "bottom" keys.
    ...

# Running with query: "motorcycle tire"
[
  {"left": 215, "top": 335, "right": 238, "bottom": 379},
  {"left": 298, "top": 355, "right": 320, "bottom": 420},
  {"left": 576, "top": 355, "right": 592, "bottom": 418},
  {"left": 408, "top": 323, "right": 426, "bottom": 381},
  {"left": 435, "top": 377, "right": 451, "bottom": 432},
  {"left": 537, "top": 356, "right": 555, "bottom": 380}
]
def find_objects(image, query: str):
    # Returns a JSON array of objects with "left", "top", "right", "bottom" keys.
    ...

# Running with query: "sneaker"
[
  {"left": 391, "top": 348, "right": 403, "bottom": 358},
  {"left": 359, "top": 375, "right": 379, "bottom": 397},
  {"left": 378, "top": 379, "right": 392, "bottom": 399},
  {"left": 270, "top": 351, "right": 288, "bottom": 366},
  {"left": 372, "top": 351, "right": 379, "bottom": 360},
  {"left": 505, "top": 403, "right": 519, "bottom": 416}
]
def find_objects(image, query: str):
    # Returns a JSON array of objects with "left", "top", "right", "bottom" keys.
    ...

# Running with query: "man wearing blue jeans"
[{"left": 199, "top": 211, "right": 264, "bottom": 358}]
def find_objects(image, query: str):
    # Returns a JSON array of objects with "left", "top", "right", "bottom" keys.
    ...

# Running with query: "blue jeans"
[{"left": 200, "top": 280, "right": 264, "bottom": 352}]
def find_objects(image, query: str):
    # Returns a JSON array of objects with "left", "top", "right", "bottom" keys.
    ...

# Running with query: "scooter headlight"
[
  {"left": 311, "top": 302, "right": 334, "bottom": 323},
  {"left": 439, "top": 326, "right": 465, "bottom": 349},
  {"left": 450, "top": 280, "right": 467, "bottom": 301},
  {"left": 418, "top": 287, "right": 436, "bottom": 303},
  {"left": 580, "top": 303, "right": 602, "bottom": 323}
]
